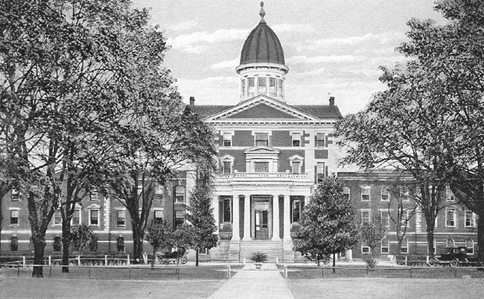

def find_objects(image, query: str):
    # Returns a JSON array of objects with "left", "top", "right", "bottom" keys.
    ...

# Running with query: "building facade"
[{"left": 189, "top": 7, "right": 344, "bottom": 262}]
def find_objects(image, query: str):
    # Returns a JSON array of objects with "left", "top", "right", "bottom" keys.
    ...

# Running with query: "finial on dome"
[{"left": 259, "top": 2, "right": 266, "bottom": 23}]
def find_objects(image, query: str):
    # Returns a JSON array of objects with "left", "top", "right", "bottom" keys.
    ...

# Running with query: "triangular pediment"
[
  {"left": 205, "top": 95, "right": 318, "bottom": 121},
  {"left": 244, "top": 146, "right": 280, "bottom": 155}
]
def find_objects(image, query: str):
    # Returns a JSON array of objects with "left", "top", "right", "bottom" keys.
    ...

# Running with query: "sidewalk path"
[{"left": 207, "top": 263, "right": 294, "bottom": 299}]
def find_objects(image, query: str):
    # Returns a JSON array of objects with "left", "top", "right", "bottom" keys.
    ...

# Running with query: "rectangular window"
[
  {"left": 445, "top": 208, "right": 456, "bottom": 227},
  {"left": 223, "top": 133, "right": 232, "bottom": 147},
  {"left": 175, "top": 186, "right": 185, "bottom": 203},
  {"left": 90, "top": 190, "right": 99, "bottom": 201},
  {"left": 154, "top": 210, "right": 163, "bottom": 224},
  {"left": 11, "top": 189, "right": 20, "bottom": 201},
  {"left": 292, "top": 161, "right": 301, "bottom": 174},
  {"left": 254, "top": 162, "right": 269, "bottom": 173},
  {"left": 54, "top": 210, "right": 62, "bottom": 225},
  {"left": 361, "top": 187, "right": 370, "bottom": 201},
  {"left": 401, "top": 239, "right": 408, "bottom": 254},
  {"left": 10, "top": 210, "right": 19, "bottom": 225},
  {"left": 175, "top": 210, "right": 185, "bottom": 228},
  {"left": 316, "top": 162, "right": 325, "bottom": 183},
  {"left": 465, "top": 210, "right": 475, "bottom": 228},
  {"left": 117, "top": 210, "right": 126, "bottom": 227},
  {"left": 223, "top": 161, "right": 231, "bottom": 175},
  {"left": 90, "top": 210, "right": 99, "bottom": 226},
  {"left": 222, "top": 198, "right": 231, "bottom": 223},
  {"left": 361, "top": 210, "right": 370, "bottom": 226},
  {"left": 446, "top": 187, "right": 455, "bottom": 201},
  {"left": 342, "top": 187, "right": 350, "bottom": 200},
  {"left": 291, "top": 198, "right": 302, "bottom": 223},
  {"left": 255, "top": 133, "right": 269, "bottom": 146},
  {"left": 361, "top": 245, "right": 370, "bottom": 254},
  {"left": 72, "top": 209, "right": 80, "bottom": 226},
  {"left": 400, "top": 209, "right": 410, "bottom": 228},
  {"left": 292, "top": 133, "right": 301, "bottom": 147},
  {"left": 316, "top": 133, "right": 325, "bottom": 147},
  {"left": 258, "top": 77, "right": 267, "bottom": 93},
  {"left": 381, "top": 210, "right": 389, "bottom": 228},
  {"left": 381, "top": 239, "right": 389, "bottom": 254},
  {"left": 381, "top": 188, "right": 389, "bottom": 201},
  {"left": 400, "top": 187, "right": 410, "bottom": 201}
]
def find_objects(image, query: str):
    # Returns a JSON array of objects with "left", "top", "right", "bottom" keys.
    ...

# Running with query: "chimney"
[
  {"left": 189, "top": 96, "right": 195, "bottom": 106},
  {"left": 329, "top": 96, "right": 335, "bottom": 106}
]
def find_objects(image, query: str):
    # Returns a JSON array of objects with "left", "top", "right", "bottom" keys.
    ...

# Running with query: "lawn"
[{"left": 287, "top": 278, "right": 484, "bottom": 299}]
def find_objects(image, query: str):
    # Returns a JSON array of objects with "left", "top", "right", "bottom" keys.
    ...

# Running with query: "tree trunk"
[
  {"left": 61, "top": 220, "right": 71, "bottom": 273},
  {"left": 332, "top": 253, "right": 336, "bottom": 274},
  {"left": 151, "top": 247, "right": 156, "bottom": 268},
  {"left": 132, "top": 228, "right": 144, "bottom": 263},
  {"left": 478, "top": 213, "right": 484, "bottom": 264},
  {"left": 196, "top": 249, "right": 199, "bottom": 267},
  {"left": 426, "top": 224, "right": 435, "bottom": 258},
  {"left": 32, "top": 237, "right": 46, "bottom": 278}
]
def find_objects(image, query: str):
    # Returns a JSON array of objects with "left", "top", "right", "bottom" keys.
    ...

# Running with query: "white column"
[
  {"left": 232, "top": 195, "right": 240, "bottom": 240},
  {"left": 243, "top": 194, "right": 251, "bottom": 240},
  {"left": 213, "top": 196, "right": 219, "bottom": 234},
  {"left": 283, "top": 195, "right": 291, "bottom": 240},
  {"left": 272, "top": 194, "right": 280, "bottom": 240}
]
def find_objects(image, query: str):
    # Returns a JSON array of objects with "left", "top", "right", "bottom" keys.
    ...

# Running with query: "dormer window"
[
  {"left": 255, "top": 133, "right": 269, "bottom": 146},
  {"left": 292, "top": 132, "right": 302, "bottom": 147},
  {"left": 223, "top": 133, "right": 232, "bottom": 147}
]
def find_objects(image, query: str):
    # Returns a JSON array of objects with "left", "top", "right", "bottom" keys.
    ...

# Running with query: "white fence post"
[
  {"left": 127, "top": 254, "right": 130, "bottom": 265},
  {"left": 22, "top": 256, "right": 26, "bottom": 268},
  {"left": 77, "top": 255, "right": 81, "bottom": 266},
  {"left": 275, "top": 257, "right": 279, "bottom": 265},
  {"left": 105, "top": 255, "right": 108, "bottom": 266},
  {"left": 48, "top": 255, "right": 51, "bottom": 266}
]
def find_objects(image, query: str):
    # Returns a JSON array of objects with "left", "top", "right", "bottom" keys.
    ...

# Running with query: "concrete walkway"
[{"left": 207, "top": 263, "right": 294, "bottom": 299}]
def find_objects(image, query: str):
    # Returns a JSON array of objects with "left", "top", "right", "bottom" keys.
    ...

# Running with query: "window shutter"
[{"left": 218, "top": 199, "right": 223, "bottom": 224}]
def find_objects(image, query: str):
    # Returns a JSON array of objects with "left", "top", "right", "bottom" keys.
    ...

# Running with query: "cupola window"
[
  {"left": 258, "top": 77, "right": 267, "bottom": 94},
  {"left": 241, "top": 79, "right": 246, "bottom": 96},
  {"left": 278, "top": 79, "right": 283, "bottom": 97},
  {"left": 248, "top": 78, "right": 255, "bottom": 97},
  {"left": 269, "top": 78, "right": 276, "bottom": 97}
]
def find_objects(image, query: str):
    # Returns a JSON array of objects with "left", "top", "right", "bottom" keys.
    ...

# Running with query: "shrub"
[{"left": 250, "top": 251, "right": 268, "bottom": 263}]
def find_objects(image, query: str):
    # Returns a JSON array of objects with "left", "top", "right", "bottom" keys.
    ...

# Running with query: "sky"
[{"left": 131, "top": 0, "right": 447, "bottom": 116}]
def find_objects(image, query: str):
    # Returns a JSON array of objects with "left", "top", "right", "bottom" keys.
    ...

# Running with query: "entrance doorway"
[{"left": 253, "top": 198, "right": 270, "bottom": 240}]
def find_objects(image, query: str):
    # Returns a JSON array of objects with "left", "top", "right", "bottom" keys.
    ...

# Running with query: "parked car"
[{"left": 428, "top": 246, "right": 469, "bottom": 267}]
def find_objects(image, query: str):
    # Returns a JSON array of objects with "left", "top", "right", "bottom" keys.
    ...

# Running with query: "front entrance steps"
[{"left": 236, "top": 239, "right": 295, "bottom": 263}]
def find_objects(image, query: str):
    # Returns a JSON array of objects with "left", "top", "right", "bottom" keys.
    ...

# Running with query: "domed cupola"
[{"left": 236, "top": 2, "right": 289, "bottom": 102}]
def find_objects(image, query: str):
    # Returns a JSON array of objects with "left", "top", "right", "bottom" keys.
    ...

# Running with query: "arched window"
[
  {"left": 175, "top": 186, "right": 186, "bottom": 203},
  {"left": 11, "top": 236, "right": 18, "bottom": 252},
  {"left": 53, "top": 236, "right": 62, "bottom": 252}
]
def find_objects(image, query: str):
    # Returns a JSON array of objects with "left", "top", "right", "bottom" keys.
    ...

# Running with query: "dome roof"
[{"left": 239, "top": 20, "right": 285, "bottom": 65}]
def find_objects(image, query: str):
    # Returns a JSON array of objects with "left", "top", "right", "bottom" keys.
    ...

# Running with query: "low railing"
[
  {"left": 281, "top": 264, "right": 484, "bottom": 279},
  {"left": 0, "top": 262, "right": 236, "bottom": 280}
]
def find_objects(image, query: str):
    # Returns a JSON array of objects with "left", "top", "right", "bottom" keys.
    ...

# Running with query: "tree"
[
  {"left": 70, "top": 224, "right": 97, "bottom": 255},
  {"left": 167, "top": 224, "right": 195, "bottom": 267},
  {"left": 293, "top": 177, "right": 359, "bottom": 267},
  {"left": 145, "top": 220, "right": 171, "bottom": 268},
  {"left": 387, "top": 183, "right": 417, "bottom": 254},
  {"left": 186, "top": 174, "right": 218, "bottom": 267},
  {"left": 359, "top": 215, "right": 387, "bottom": 256},
  {"left": 106, "top": 102, "right": 216, "bottom": 263},
  {"left": 335, "top": 58, "right": 458, "bottom": 257},
  {"left": 396, "top": 0, "right": 484, "bottom": 263}
]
